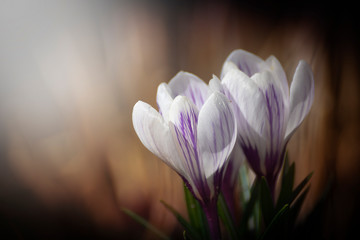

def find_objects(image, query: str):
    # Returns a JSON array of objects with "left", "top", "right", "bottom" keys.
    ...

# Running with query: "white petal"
[
  {"left": 285, "top": 61, "right": 314, "bottom": 141},
  {"left": 168, "top": 71, "right": 209, "bottom": 110},
  {"left": 132, "top": 101, "right": 184, "bottom": 175},
  {"left": 222, "top": 69, "right": 268, "bottom": 174},
  {"left": 251, "top": 71, "right": 287, "bottom": 144},
  {"left": 156, "top": 83, "right": 174, "bottom": 122},
  {"left": 222, "top": 69, "right": 267, "bottom": 139},
  {"left": 265, "top": 55, "right": 289, "bottom": 101},
  {"left": 209, "top": 74, "right": 225, "bottom": 94},
  {"left": 197, "top": 92, "right": 237, "bottom": 180},
  {"left": 251, "top": 71, "right": 288, "bottom": 175},
  {"left": 221, "top": 61, "right": 241, "bottom": 79},
  {"left": 221, "top": 49, "right": 264, "bottom": 78},
  {"left": 168, "top": 96, "right": 202, "bottom": 186}
]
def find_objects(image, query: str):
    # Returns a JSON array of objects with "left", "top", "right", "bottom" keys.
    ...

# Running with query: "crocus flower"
[
  {"left": 132, "top": 72, "right": 237, "bottom": 239},
  {"left": 211, "top": 49, "right": 314, "bottom": 196}
]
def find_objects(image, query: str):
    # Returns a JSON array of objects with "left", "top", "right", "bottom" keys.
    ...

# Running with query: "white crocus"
[
  {"left": 133, "top": 72, "right": 237, "bottom": 239},
  {"left": 133, "top": 71, "right": 236, "bottom": 203},
  {"left": 211, "top": 49, "right": 314, "bottom": 194}
]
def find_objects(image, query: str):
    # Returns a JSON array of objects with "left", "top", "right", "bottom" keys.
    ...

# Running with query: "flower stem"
[
  {"left": 202, "top": 201, "right": 221, "bottom": 240},
  {"left": 267, "top": 175, "right": 278, "bottom": 203}
]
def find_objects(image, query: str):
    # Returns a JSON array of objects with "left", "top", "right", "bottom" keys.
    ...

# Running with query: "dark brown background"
[{"left": 0, "top": 0, "right": 359, "bottom": 239}]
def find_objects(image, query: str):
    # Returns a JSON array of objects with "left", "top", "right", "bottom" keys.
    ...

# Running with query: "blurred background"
[{"left": 0, "top": 0, "right": 359, "bottom": 239}]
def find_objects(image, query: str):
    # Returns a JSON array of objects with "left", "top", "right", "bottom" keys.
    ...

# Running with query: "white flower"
[
  {"left": 211, "top": 49, "right": 314, "bottom": 193},
  {"left": 132, "top": 72, "right": 237, "bottom": 204}
]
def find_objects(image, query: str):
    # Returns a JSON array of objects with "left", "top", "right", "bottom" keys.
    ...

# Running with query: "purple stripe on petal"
[
  {"left": 169, "top": 96, "right": 214, "bottom": 203},
  {"left": 197, "top": 93, "right": 236, "bottom": 174},
  {"left": 175, "top": 111, "right": 200, "bottom": 179},
  {"left": 196, "top": 93, "right": 236, "bottom": 202},
  {"left": 265, "top": 146, "right": 287, "bottom": 196},
  {"left": 248, "top": 70, "right": 287, "bottom": 179},
  {"left": 239, "top": 138, "right": 263, "bottom": 176},
  {"left": 173, "top": 123, "right": 212, "bottom": 203},
  {"left": 173, "top": 125, "right": 196, "bottom": 178},
  {"left": 263, "top": 83, "right": 286, "bottom": 174}
]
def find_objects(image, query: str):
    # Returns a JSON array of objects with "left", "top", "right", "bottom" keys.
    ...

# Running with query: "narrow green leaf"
[
  {"left": 122, "top": 208, "right": 170, "bottom": 240},
  {"left": 258, "top": 204, "right": 289, "bottom": 240},
  {"left": 184, "top": 185, "right": 204, "bottom": 228},
  {"left": 276, "top": 162, "right": 295, "bottom": 211},
  {"left": 254, "top": 199, "right": 262, "bottom": 238},
  {"left": 160, "top": 200, "right": 201, "bottom": 240},
  {"left": 183, "top": 184, "right": 208, "bottom": 239},
  {"left": 217, "top": 194, "right": 240, "bottom": 240},
  {"left": 282, "top": 151, "right": 290, "bottom": 174},
  {"left": 289, "top": 172, "right": 313, "bottom": 205},
  {"left": 289, "top": 186, "right": 310, "bottom": 227},
  {"left": 239, "top": 165, "right": 252, "bottom": 208},
  {"left": 260, "top": 177, "right": 274, "bottom": 226},
  {"left": 239, "top": 177, "right": 260, "bottom": 234}
]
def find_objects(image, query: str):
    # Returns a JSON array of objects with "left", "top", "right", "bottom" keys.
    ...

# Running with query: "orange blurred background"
[{"left": 0, "top": 0, "right": 359, "bottom": 239}]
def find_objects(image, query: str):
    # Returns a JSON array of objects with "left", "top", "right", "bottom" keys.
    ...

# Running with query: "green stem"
[{"left": 254, "top": 199, "right": 262, "bottom": 237}]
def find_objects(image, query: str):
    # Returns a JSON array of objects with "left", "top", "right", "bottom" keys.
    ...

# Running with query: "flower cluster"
[{"left": 131, "top": 49, "right": 314, "bottom": 240}]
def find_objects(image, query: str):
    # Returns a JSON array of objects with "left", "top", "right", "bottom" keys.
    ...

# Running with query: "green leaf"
[
  {"left": 289, "top": 186, "right": 310, "bottom": 227},
  {"left": 160, "top": 200, "right": 201, "bottom": 240},
  {"left": 183, "top": 184, "right": 209, "bottom": 239},
  {"left": 282, "top": 151, "right": 290, "bottom": 174},
  {"left": 239, "top": 165, "right": 252, "bottom": 207},
  {"left": 239, "top": 177, "right": 260, "bottom": 234},
  {"left": 258, "top": 204, "right": 290, "bottom": 240},
  {"left": 289, "top": 172, "right": 313, "bottom": 205},
  {"left": 254, "top": 199, "right": 262, "bottom": 238},
  {"left": 260, "top": 177, "right": 274, "bottom": 226},
  {"left": 217, "top": 193, "right": 240, "bottom": 240},
  {"left": 276, "top": 162, "right": 295, "bottom": 211},
  {"left": 122, "top": 208, "right": 170, "bottom": 240}
]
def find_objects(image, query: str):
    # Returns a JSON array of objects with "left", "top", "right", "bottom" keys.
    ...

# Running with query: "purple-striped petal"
[
  {"left": 168, "top": 96, "right": 205, "bottom": 200},
  {"left": 251, "top": 71, "right": 287, "bottom": 177},
  {"left": 221, "top": 49, "right": 264, "bottom": 78},
  {"left": 221, "top": 140, "right": 244, "bottom": 215},
  {"left": 197, "top": 92, "right": 236, "bottom": 181},
  {"left": 222, "top": 70, "right": 267, "bottom": 140},
  {"left": 265, "top": 55, "right": 290, "bottom": 102},
  {"left": 222, "top": 69, "right": 268, "bottom": 175},
  {"left": 224, "top": 140, "right": 244, "bottom": 186},
  {"left": 251, "top": 71, "right": 287, "bottom": 145},
  {"left": 132, "top": 101, "right": 184, "bottom": 175},
  {"left": 168, "top": 71, "right": 209, "bottom": 110},
  {"left": 285, "top": 61, "right": 314, "bottom": 141}
]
